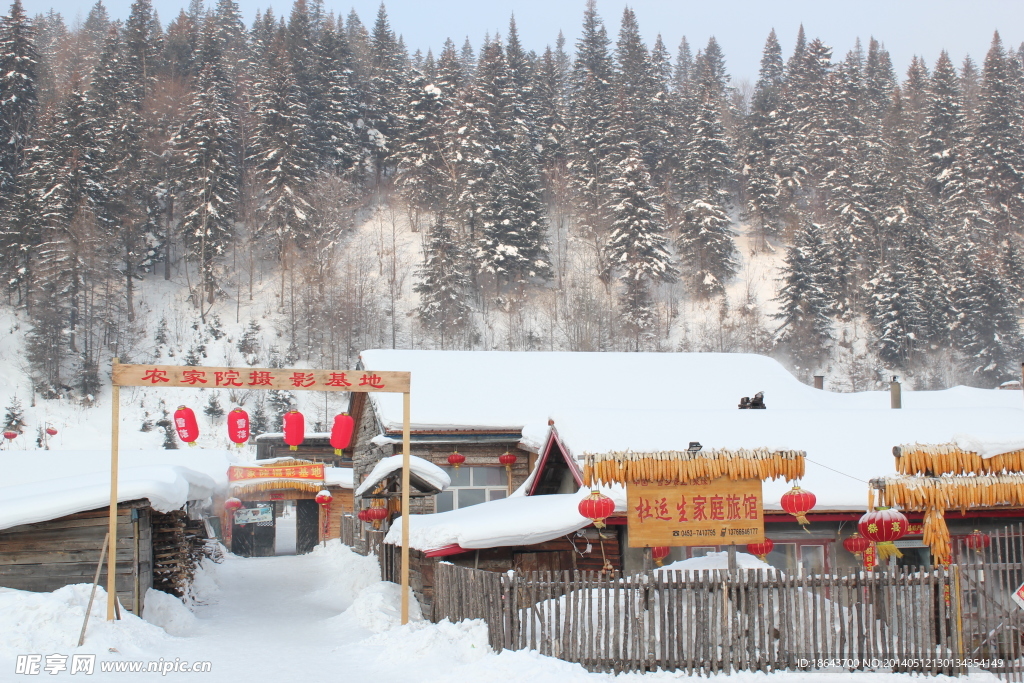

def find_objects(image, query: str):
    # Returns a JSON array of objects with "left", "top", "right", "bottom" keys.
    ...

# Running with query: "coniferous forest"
[{"left": 2, "top": 0, "right": 1024, "bottom": 399}]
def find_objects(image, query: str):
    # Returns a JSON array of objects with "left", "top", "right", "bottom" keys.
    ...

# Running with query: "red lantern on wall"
[
  {"left": 315, "top": 490, "right": 333, "bottom": 506},
  {"left": 651, "top": 546, "right": 670, "bottom": 566},
  {"left": 747, "top": 538, "right": 775, "bottom": 561},
  {"left": 45, "top": 427, "right": 58, "bottom": 436},
  {"left": 499, "top": 452, "right": 517, "bottom": 479},
  {"left": 780, "top": 486, "right": 816, "bottom": 527},
  {"left": 331, "top": 413, "right": 355, "bottom": 455},
  {"left": 858, "top": 507, "right": 909, "bottom": 562},
  {"left": 228, "top": 408, "right": 250, "bottom": 446},
  {"left": 283, "top": 411, "right": 304, "bottom": 451},
  {"left": 173, "top": 406, "right": 200, "bottom": 446},
  {"left": 842, "top": 532, "right": 871, "bottom": 559},
  {"left": 578, "top": 490, "right": 616, "bottom": 529},
  {"left": 965, "top": 530, "right": 991, "bottom": 550},
  {"left": 447, "top": 452, "right": 466, "bottom": 469},
  {"left": 224, "top": 497, "right": 243, "bottom": 512}
]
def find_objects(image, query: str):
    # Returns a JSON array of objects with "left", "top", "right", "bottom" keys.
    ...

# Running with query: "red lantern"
[
  {"left": 224, "top": 497, "right": 243, "bottom": 512},
  {"left": 499, "top": 452, "right": 517, "bottom": 481},
  {"left": 364, "top": 505, "right": 388, "bottom": 529},
  {"left": 447, "top": 452, "right": 466, "bottom": 469},
  {"left": 228, "top": 408, "right": 250, "bottom": 446},
  {"left": 858, "top": 507, "right": 909, "bottom": 562},
  {"left": 965, "top": 530, "right": 991, "bottom": 550},
  {"left": 578, "top": 490, "right": 616, "bottom": 529},
  {"left": 780, "top": 486, "right": 816, "bottom": 527},
  {"left": 3, "top": 430, "right": 17, "bottom": 440},
  {"left": 747, "top": 538, "right": 775, "bottom": 561},
  {"left": 283, "top": 411, "right": 304, "bottom": 451},
  {"left": 651, "top": 546, "right": 670, "bottom": 566},
  {"left": 842, "top": 532, "right": 871, "bottom": 559},
  {"left": 45, "top": 427, "right": 58, "bottom": 436},
  {"left": 331, "top": 413, "right": 355, "bottom": 455},
  {"left": 173, "top": 406, "right": 200, "bottom": 446},
  {"left": 357, "top": 508, "right": 371, "bottom": 523},
  {"left": 315, "top": 490, "right": 333, "bottom": 506}
]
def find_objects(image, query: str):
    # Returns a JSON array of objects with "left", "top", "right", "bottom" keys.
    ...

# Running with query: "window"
[
  {"left": 435, "top": 466, "right": 508, "bottom": 512},
  {"left": 766, "top": 542, "right": 828, "bottom": 575}
]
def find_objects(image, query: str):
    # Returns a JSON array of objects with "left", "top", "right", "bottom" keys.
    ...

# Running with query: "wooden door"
[{"left": 295, "top": 499, "right": 319, "bottom": 555}]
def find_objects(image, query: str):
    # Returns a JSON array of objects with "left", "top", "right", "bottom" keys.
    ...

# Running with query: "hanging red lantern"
[
  {"left": 965, "top": 529, "right": 991, "bottom": 550},
  {"left": 364, "top": 505, "right": 388, "bottom": 529},
  {"left": 357, "top": 508, "right": 371, "bottom": 523},
  {"left": 447, "top": 452, "right": 466, "bottom": 469},
  {"left": 227, "top": 408, "right": 250, "bottom": 446},
  {"left": 45, "top": 427, "right": 58, "bottom": 436},
  {"left": 747, "top": 538, "right": 775, "bottom": 561},
  {"left": 224, "top": 497, "right": 243, "bottom": 512},
  {"left": 173, "top": 406, "right": 200, "bottom": 446},
  {"left": 858, "top": 507, "right": 910, "bottom": 562},
  {"left": 315, "top": 490, "right": 333, "bottom": 506},
  {"left": 3, "top": 430, "right": 18, "bottom": 440},
  {"left": 651, "top": 546, "right": 670, "bottom": 566},
  {"left": 780, "top": 486, "right": 816, "bottom": 527},
  {"left": 578, "top": 490, "right": 616, "bottom": 529},
  {"left": 499, "top": 452, "right": 517, "bottom": 479},
  {"left": 331, "top": 413, "right": 355, "bottom": 455},
  {"left": 283, "top": 411, "right": 304, "bottom": 451},
  {"left": 842, "top": 532, "right": 871, "bottom": 559}
]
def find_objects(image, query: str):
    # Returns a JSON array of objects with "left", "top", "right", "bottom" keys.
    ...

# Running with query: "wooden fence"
[{"left": 431, "top": 524, "right": 1024, "bottom": 679}]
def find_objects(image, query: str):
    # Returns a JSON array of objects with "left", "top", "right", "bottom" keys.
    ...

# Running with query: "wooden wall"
[{"left": 0, "top": 501, "right": 152, "bottom": 614}]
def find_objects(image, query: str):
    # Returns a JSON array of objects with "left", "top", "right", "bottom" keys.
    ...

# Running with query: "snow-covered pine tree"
[
  {"left": 122, "top": 0, "right": 163, "bottom": 108},
  {"left": 602, "top": 153, "right": 677, "bottom": 347},
  {"left": 414, "top": 214, "right": 472, "bottom": 348},
  {"left": 773, "top": 220, "right": 835, "bottom": 365},
  {"left": 612, "top": 8, "right": 659, "bottom": 173},
  {"left": 172, "top": 64, "right": 238, "bottom": 308},
  {"left": 315, "top": 19, "right": 360, "bottom": 175},
  {"left": 3, "top": 396, "right": 25, "bottom": 433},
  {"left": 975, "top": 32, "right": 1024, "bottom": 235},
  {"left": 204, "top": 392, "right": 224, "bottom": 418},
  {"left": 745, "top": 29, "right": 786, "bottom": 243},
  {"left": 395, "top": 68, "right": 447, "bottom": 220},
  {"left": 362, "top": 4, "right": 407, "bottom": 181},
  {"left": 0, "top": 0, "right": 38, "bottom": 195},
  {"left": 867, "top": 248, "right": 927, "bottom": 368},
  {"left": 533, "top": 46, "right": 568, "bottom": 178}
]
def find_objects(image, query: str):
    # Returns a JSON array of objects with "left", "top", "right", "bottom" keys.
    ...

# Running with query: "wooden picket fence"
[{"left": 430, "top": 524, "right": 1024, "bottom": 680}]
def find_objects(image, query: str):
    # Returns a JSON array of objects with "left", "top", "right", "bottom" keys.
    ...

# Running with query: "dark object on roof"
[
  {"left": 738, "top": 397, "right": 751, "bottom": 409},
  {"left": 750, "top": 392, "right": 766, "bottom": 409}
]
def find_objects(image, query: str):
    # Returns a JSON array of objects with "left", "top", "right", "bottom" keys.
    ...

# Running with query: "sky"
[{"left": 40, "top": 0, "right": 1024, "bottom": 83}]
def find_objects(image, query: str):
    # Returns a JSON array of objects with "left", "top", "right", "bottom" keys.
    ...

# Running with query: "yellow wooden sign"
[
  {"left": 112, "top": 362, "right": 410, "bottom": 393},
  {"left": 626, "top": 477, "right": 765, "bottom": 547}
]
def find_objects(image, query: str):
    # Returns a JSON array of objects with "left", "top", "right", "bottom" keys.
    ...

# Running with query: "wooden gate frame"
[{"left": 107, "top": 359, "right": 414, "bottom": 623}]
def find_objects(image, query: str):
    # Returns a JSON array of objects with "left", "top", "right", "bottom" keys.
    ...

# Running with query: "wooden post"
[
  {"left": 813, "top": 376, "right": 824, "bottom": 390},
  {"left": 78, "top": 532, "right": 110, "bottom": 646},
  {"left": 400, "top": 391, "right": 411, "bottom": 625},
  {"left": 107, "top": 359, "right": 120, "bottom": 621},
  {"left": 727, "top": 543, "right": 737, "bottom": 573},
  {"left": 889, "top": 376, "right": 901, "bottom": 409}
]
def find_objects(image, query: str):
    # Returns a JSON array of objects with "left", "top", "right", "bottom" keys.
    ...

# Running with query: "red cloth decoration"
[
  {"left": 578, "top": 490, "right": 616, "bottom": 529},
  {"left": 173, "top": 406, "right": 199, "bottom": 446},
  {"left": 331, "top": 413, "right": 355, "bottom": 455},
  {"left": 228, "top": 408, "right": 250, "bottom": 445},
  {"left": 780, "top": 486, "right": 816, "bottom": 526},
  {"left": 283, "top": 411, "right": 304, "bottom": 451}
]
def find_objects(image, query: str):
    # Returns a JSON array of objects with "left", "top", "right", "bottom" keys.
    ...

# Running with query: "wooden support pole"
[
  {"left": 400, "top": 391, "right": 411, "bottom": 625},
  {"left": 107, "top": 359, "right": 120, "bottom": 621},
  {"left": 79, "top": 532, "right": 110, "bottom": 646}
]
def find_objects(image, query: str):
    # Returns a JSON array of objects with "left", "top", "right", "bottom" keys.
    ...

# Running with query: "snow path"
[{"left": 0, "top": 541, "right": 1001, "bottom": 682}]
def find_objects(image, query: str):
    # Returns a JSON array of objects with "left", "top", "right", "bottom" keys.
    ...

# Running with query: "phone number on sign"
[{"left": 797, "top": 658, "right": 1004, "bottom": 668}]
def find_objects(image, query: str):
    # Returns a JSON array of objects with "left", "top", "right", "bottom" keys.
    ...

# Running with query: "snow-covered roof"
[
  {"left": 524, "top": 406, "right": 1024, "bottom": 510},
  {"left": 385, "top": 487, "right": 627, "bottom": 552},
  {"left": 359, "top": 349, "right": 1023, "bottom": 433},
  {"left": 355, "top": 454, "right": 451, "bottom": 496},
  {"left": 0, "top": 465, "right": 216, "bottom": 531}
]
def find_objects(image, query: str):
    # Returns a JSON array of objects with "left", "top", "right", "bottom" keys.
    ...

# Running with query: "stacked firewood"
[{"left": 151, "top": 510, "right": 212, "bottom": 597}]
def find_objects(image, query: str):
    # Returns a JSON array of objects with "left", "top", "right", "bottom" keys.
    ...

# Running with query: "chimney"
[
  {"left": 813, "top": 375, "right": 824, "bottom": 390},
  {"left": 890, "top": 376, "right": 902, "bottom": 409}
]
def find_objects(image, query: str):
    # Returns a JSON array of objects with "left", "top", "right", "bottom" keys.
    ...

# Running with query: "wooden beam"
[
  {"left": 107, "top": 363, "right": 120, "bottom": 621},
  {"left": 401, "top": 391, "right": 411, "bottom": 625}
]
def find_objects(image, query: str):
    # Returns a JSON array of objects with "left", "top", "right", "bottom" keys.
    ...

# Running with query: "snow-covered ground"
[{"left": 0, "top": 542, "right": 1001, "bottom": 681}]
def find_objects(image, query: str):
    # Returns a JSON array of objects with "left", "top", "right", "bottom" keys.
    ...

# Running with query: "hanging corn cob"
[
  {"left": 583, "top": 448, "right": 806, "bottom": 486},
  {"left": 894, "top": 443, "right": 1024, "bottom": 476}
]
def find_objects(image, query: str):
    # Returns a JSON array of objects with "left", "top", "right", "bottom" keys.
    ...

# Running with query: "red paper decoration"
[
  {"left": 842, "top": 532, "right": 871, "bottom": 558},
  {"left": 45, "top": 427, "right": 58, "bottom": 436},
  {"left": 578, "top": 490, "right": 616, "bottom": 529},
  {"left": 3, "top": 430, "right": 17, "bottom": 440},
  {"left": 447, "top": 452, "right": 466, "bottom": 469},
  {"left": 315, "top": 490, "right": 333, "bottom": 506},
  {"left": 651, "top": 546, "right": 670, "bottom": 566},
  {"left": 747, "top": 539, "right": 775, "bottom": 561},
  {"left": 331, "top": 413, "right": 355, "bottom": 455},
  {"left": 283, "top": 411, "right": 304, "bottom": 451},
  {"left": 173, "top": 406, "right": 199, "bottom": 446},
  {"left": 499, "top": 452, "right": 517, "bottom": 466},
  {"left": 228, "top": 408, "right": 250, "bottom": 446},
  {"left": 224, "top": 497, "right": 243, "bottom": 511},
  {"left": 858, "top": 507, "right": 910, "bottom": 562},
  {"left": 965, "top": 530, "right": 991, "bottom": 550},
  {"left": 780, "top": 486, "right": 816, "bottom": 527}
]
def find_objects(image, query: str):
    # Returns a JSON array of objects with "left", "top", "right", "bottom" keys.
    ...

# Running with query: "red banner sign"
[
  {"left": 113, "top": 362, "right": 409, "bottom": 393},
  {"left": 228, "top": 464, "right": 325, "bottom": 481}
]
